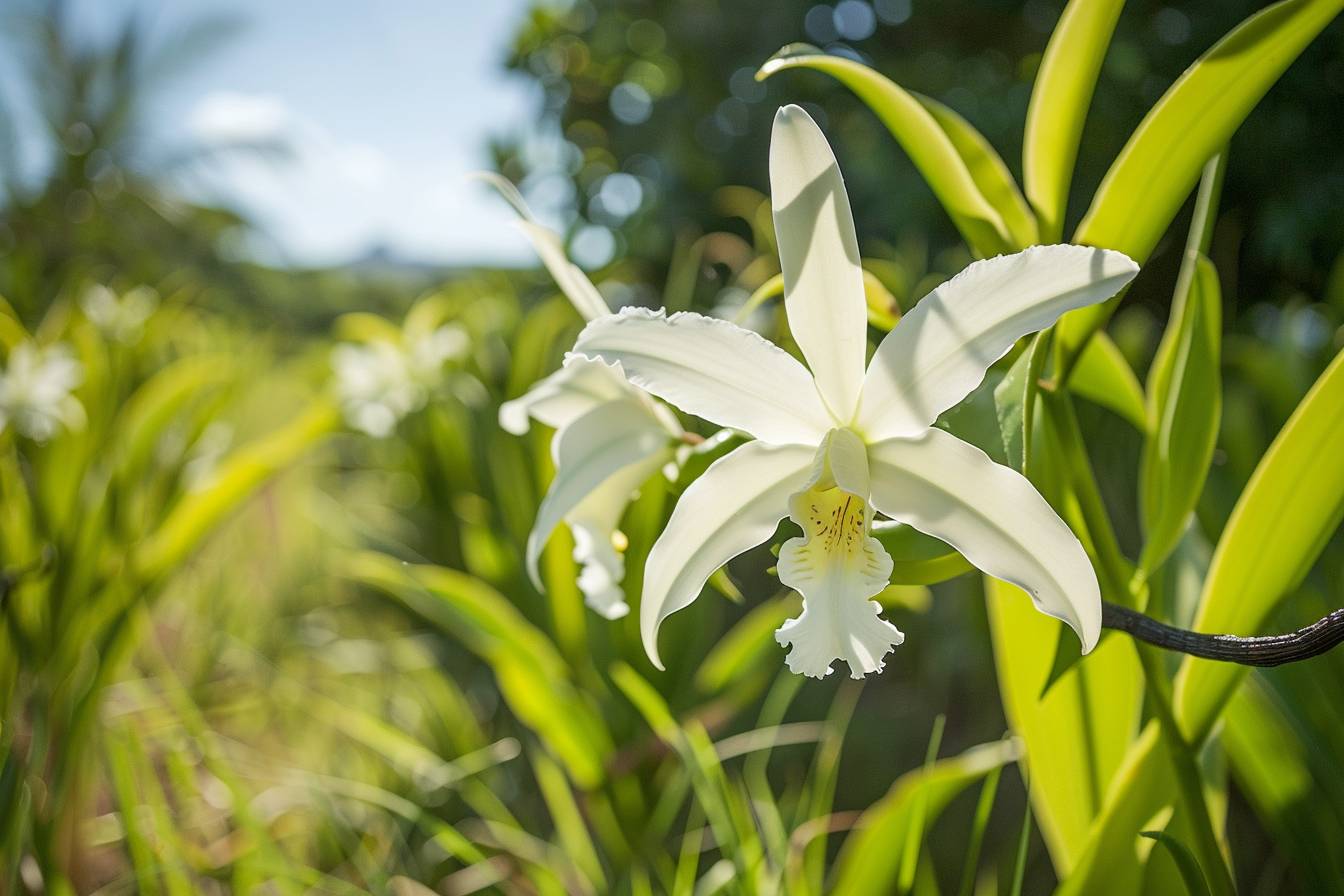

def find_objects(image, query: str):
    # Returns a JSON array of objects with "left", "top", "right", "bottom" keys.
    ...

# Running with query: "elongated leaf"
[
  {"left": 916, "top": 93, "right": 1038, "bottom": 249},
  {"left": 349, "top": 552, "right": 612, "bottom": 788},
  {"left": 1058, "top": 0, "right": 1343, "bottom": 363},
  {"left": 1023, "top": 0, "right": 1125, "bottom": 241},
  {"left": 873, "top": 522, "right": 974, "bottom": 585},
  {"left": 1139, "top": 831, "right": 1212, "bottom": 896},
  {"left": 985, "top": 577, "right": 1142, "bottom": 875},
  {"left": 133, "top": 401, "right": 340, "bottom": 580},
  {"left": 1064, "top": 346, "right": 1344, "bottom": 895},
  {"left": 1139, "top": 255, "right": 1222, "bottom": 578},
  {"left": 830, "top": 737, "right": 1020, "bottom": 896},
  {"left": 758, "top": 45, "right": 1015, "bottom": 257},
  {"left": 1175, "top": 344, "right": 1344, "bottom": 743},
  {"left": 1069, "top": 332, "right": 1147, "bottom": 432}
]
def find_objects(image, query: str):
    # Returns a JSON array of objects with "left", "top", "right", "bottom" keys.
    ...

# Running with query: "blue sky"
[{"left": 10, "top": 0, "right": 543, "bottom": 266}]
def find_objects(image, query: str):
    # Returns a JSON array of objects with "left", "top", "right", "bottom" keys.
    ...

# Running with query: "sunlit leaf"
[
  {"left": 1058, "top": 0, "right": 1342, "bottom": 364},
  {"left": 1022, "top": 0, "right": 1125, "bottom": 241},
  {"left": 829, "top": 737, "right": 1020, "bottom": 896}
]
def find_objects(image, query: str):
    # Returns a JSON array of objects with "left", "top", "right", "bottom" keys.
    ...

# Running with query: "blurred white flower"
[
  {"left": 332, "top": 324, "right": 468, "bottom": 438},
  {"left": 80, "top": 284, "right": 158, "bottom": 343},
  {"left": 482, "top": 171, "right": 683, "bottom": 620},
  {"left": 571, "top": 106, "right": 1138, "bottom": 678},
  {"left": 0, "top": 342, "right": 85, "bottom": 442}
]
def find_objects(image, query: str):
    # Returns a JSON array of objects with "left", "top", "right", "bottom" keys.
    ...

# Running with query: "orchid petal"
[
  {"left": 566, "top": 449, "right": 670, "bottom": 619},
  {"left": 641, "top": 440, "right": 815, "bottom": 669},
  {"left": 868, "top": 427, "right": 1100, "bottom": 652},
  {"left": 775, "top": 430, "right": 904, "bottom": 679},
  {"left": 499, "top": 357, "right": 635, "bottom": 435},
  {"left": 526, "top": 399, "right": 671, "bottom": 588},
  {"left": 569, "top": 307, "right": 834, "bottom": 445},
  {"left": 475, "top": 171, "right": 610, "bottom": 322},
  {"left": 770, "top": 105, "right": 868, "bottom": 422},
  {"left": 857, "top": 245, "right": 1138, "bottom": 440}
]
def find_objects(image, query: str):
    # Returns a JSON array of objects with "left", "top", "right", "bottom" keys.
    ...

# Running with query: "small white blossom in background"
[
  {"left": 332, "top": 324, "right": 469, "bottom": 438},
  {"left": 80, "top": 284, "right": 158, "bottom": 343},
  {"left": 480, "top": 170, "right": 687, "bottom": 621},
  {"left": 0, "top": 342, "right": 85, "bottom": 442}
]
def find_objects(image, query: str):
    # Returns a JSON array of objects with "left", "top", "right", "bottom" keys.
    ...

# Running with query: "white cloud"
[{"left": 188, "top": 91, "right": 290, "bottom": 145}]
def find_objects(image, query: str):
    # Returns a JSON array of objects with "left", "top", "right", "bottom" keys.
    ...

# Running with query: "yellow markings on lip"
[{"left": 805, "top": 489, "right": 866, "bottom": 558}]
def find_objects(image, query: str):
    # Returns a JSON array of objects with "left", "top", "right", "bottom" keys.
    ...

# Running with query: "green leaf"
[
  {"left": 1223, "top": 675, "right": 1344, "bottom": 891},
  {"left": 1175, "top": 343, "right": 1344, "bottom": 744},
  {"left": 133, "top": 400, "right": 340, "bottom": 581},
  {"left": 1138, "top": 255, "right": 1222, "bottom": 578},
  {"left": 1069, "top": 332, "right": 1148, "bottom": 432},
  {"left": 993, "top": 333, "right": 1048, "bottom": 472},
  {"left": 873, "top": 522, "right": 974, "bottom": 586},
  {"left": 694, "top": 595, "right": 796, "bottom": 694},
  {"left": 1058, "top": 0, "right": 1343, "bottom": 363},
  {"left": 1138, "top": 831, "right": 1213, "bottom": 896},
  {"left": 1063, "top": 345, "right": 1344, "bottom": 896},
  {"left": 757, "top": 44, "right": 1016, "bottom": 258},
  {"left": 915, "top": 93, "right": 1038, "bottom": 249},
  {"left": 985, "top": 577, "right": 1142, "bottom": 876},
  {"left": 349, "top": 552, "right": 613, "bottom": 788},
  {"left": 829, "top": 737, "right": 1020, "bottom": 896},
  {"left": 1022, "top": 0, "right": 1125, "bottom": 242}
]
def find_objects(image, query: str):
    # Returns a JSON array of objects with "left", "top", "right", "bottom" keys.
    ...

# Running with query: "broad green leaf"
[
  {"left": 1138, "top": 255, "right": 1222, "bottom": 578},
  {"left": 1058, "top": 0, "right": 1342, "bottom": 364},
  {"left": 873, "top": 522, "right": 974, "bottom": 585},
  {"left": 1064, "top": 345, "right": 1344, "bottom": 895},
  {"left": 916, "top": 93, "right": 1038, "bottom": 249},
  {"left": 829, "top": 737, "right": 1020, "bottom": 896},
  {"left": 758, "top": 44, "right": 1015, "bottom": 258},
  {"left": 1022, "top": 0, "right": 1125, "bottom": 242},
  {"left": 1175, "top": 344, "right": 1344, "bottom": 744},
  {"left": 1138, "top": 831, "right": 1213, "bottom": 896},
  {"left": 1069, "top": 332, "right": 1147, "bottom": 432},
  {"left": 985, "top": 577, "right": 1142, "bottom": 875}
]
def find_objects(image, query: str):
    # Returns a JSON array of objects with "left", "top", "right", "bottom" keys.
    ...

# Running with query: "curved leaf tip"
[{"left": 757, "top": 42, "right": 824, "bottom": 80}]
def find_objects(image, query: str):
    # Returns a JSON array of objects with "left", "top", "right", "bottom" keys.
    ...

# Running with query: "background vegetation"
[{"left": 1, "top": 1, "right": 1341, "bottom": 893}]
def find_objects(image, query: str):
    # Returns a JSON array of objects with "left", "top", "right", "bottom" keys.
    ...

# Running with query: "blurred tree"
[
  {"left": 0, "top": 1, "right": 270, "bottom": 320},
  {"left": 496, "top": 0, "right": 1343, "bottom": 318}
]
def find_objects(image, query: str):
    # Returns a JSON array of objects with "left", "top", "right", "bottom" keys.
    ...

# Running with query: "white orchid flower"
[
  {"left": 0, "top": 341, "right": 84, "bottom": 442},
  {"left": 332, "top": 323, "right": 468, "bottom": 438},
  {"left": 80, "top": 284, "right": 157, "bottom": 343},
  {"left": 568, "top": 106, "right": 1138, "bottom": 678},
  {"left": 482, "top": 172, "right": 684, "bottom": 620}
]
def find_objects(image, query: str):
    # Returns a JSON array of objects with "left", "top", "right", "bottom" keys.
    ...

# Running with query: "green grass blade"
[
  {"left": 898, "top": 714, "right": 946, "bottom": 894},
  {"left": 829, "top": 737, "right": 1020, "bottom": 896},
  {"left": 955, "top": 765, "right": 1002, "bottom": 896}
]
